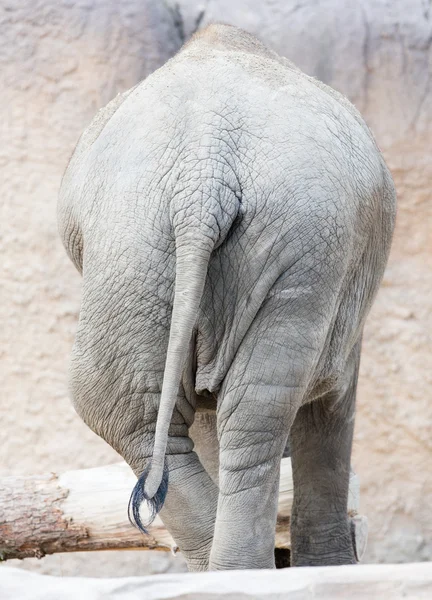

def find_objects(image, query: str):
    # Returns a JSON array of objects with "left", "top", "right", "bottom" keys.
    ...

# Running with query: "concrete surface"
[
  {"left": 1, "top": 563, "right": 432, "bottom": 599},
  {"left": 1, "top": 0, "right": 431, "bottom": 576}
]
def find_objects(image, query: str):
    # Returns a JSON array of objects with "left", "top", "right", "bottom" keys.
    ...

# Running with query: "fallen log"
[
  {"left": 0, "top": 459, "right": 366, "bottom": 561},
  {"left": 1, "top": 563, "right": 431, "bottom": 600}
]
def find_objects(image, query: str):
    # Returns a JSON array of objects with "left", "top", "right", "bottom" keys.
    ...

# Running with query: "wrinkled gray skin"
[{"left": 58, "top": 25, "right": 396, "bottom": 570}]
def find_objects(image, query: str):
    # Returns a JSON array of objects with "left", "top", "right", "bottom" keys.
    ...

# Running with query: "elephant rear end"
[{"left": 58, "top": 24, "right": 396, "bottom": 570}]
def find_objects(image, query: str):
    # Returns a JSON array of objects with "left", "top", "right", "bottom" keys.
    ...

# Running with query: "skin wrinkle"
[{"left": 58, "top": 24, "right": 395, "bottom": 570}]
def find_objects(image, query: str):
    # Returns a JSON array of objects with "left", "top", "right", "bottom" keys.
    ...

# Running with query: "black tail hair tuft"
[{"left": 128, "top": 461, "right": 169, "bottom": 534}]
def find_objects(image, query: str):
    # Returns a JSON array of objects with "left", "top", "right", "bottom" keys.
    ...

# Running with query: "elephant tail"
[{"left": 128, "top": 244, "right": 212, "bottom": 533}]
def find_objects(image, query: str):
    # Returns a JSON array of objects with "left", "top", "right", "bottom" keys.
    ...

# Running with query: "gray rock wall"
[{"left": 1, "top": 0, "right": 430, "bottom": 575}]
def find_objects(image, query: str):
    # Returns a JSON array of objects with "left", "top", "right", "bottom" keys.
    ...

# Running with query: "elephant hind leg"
[
  {"left": 207, "top": 248, "right": 357, "bottom": 569},
  {"left": 289, "top": 341, "right": 361, "bottom": 567},
  {"left": 208, "top": 315, "right": 317, "bottom": 569},
  {"left": 210, "top": 381, "right": 299, "bottom": 570}
]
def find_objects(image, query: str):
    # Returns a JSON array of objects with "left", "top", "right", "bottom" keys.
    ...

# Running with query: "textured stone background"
[{"left": 1, "top": 0, "right": 431, "bottom": 576}]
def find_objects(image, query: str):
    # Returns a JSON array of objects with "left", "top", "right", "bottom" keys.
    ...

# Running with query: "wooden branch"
[
  {"left": 0, "top": 459, "right": 364, "bottom": 561},
  {"left": 2, "top": 563, "right": 431, "bottom": 599}
]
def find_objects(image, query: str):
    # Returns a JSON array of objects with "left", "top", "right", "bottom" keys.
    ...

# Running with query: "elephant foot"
[{"left": 291, "top": 519, "right": 356, "bottom": 567}]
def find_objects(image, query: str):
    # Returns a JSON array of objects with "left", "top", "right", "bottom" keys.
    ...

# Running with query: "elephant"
[{"left": 58, "top": 24, "right": 396, "bottom": 570}]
